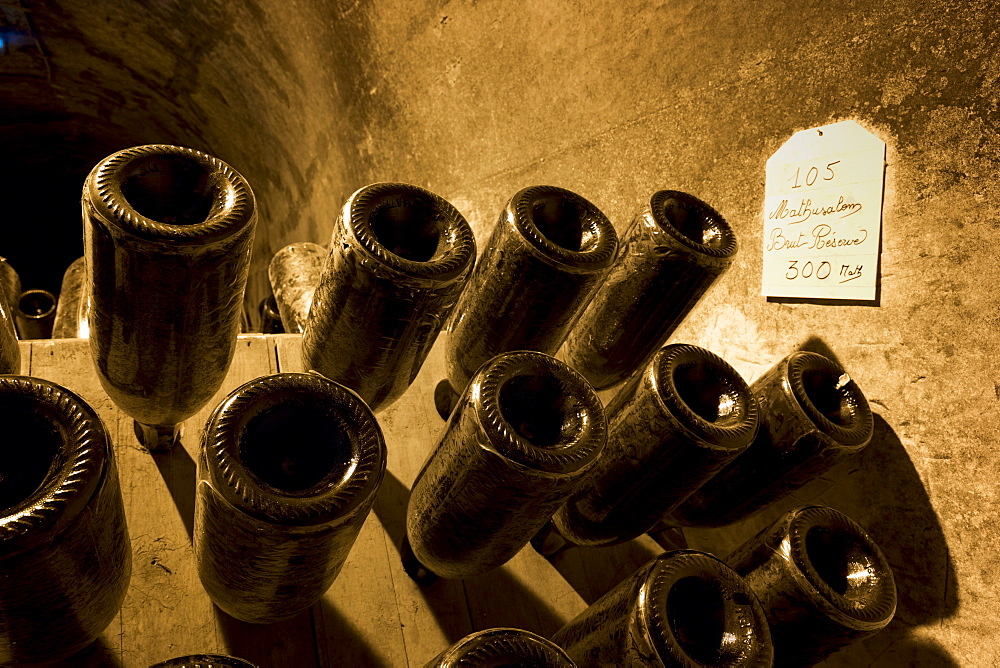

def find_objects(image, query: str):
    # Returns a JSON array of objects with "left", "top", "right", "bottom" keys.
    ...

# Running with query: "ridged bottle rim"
[
  {"left": 473, "top": 351, "right": 606, "bottom": 474},
  {"left": 431, "top": 628, "right": 574, "bottom": 667},
  {"left": 17, "top": 289, "right": 56, "bottom": 320},
  {"left": 642, "top": 550, "right": 773, "bottom": 667},
  {"left": 785, "top": 352, "right": 873, "bottom": 446},
  {"left": 85, "top": 144, "right": 255, "bottom": 244},
  {"left": 0, "top": 376, "right": 108, "bottom": 553},
  {"left": 346, "top": 182, "right": 476, "bottom": 282},
  {"left": 204, "top": 372, "right": 386, "bottom": 526},
  {"left": 783, "top": 505, "right": 897, "bottom": 628},
  {"left": 650, "top": 344, "right": 759, "bottom": 450},
  {"left": 648, "top": 190, "right": 738, "bottom": 258},
  {"left": 508, "top": 185, "right": 618, "bottom": 270}
]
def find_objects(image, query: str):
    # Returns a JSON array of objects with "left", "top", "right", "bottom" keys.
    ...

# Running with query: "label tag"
[{"left": 762, "top": 120, "right": 885, "bottom": 300}]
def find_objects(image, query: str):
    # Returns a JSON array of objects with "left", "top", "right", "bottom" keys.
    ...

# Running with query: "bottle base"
[{"left": 134, "top": 421, "right": 181, "bottom": 452}]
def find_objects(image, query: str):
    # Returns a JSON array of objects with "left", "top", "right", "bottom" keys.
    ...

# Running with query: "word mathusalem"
[{"left": 767, "top": 196, "right": 862, "bottom": 223}]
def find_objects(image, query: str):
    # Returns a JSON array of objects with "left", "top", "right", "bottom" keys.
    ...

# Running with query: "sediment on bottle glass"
[
  {"left": 52, "top": 257, "right": 90, "bottom": 339},
  {"left": 727, "top": 505, "right": 896, "bottom": 667},
  {"left": 83, "top": 144, "right": 257, "bottom": 452},
  {"left": 549, "top": 344, "right": 758, "bottom": 551},
  {"left": 0, "top": 377, "right": 131, "bottom": 665},
  {"left": 302, "top": 182, "right": 476, "bottom": 412},
  {"left": 269, "top": 241, "right": 325, "bottom": 334},
  {"left": 425, "top": 628, "right": 576, "bottom": 667},
  {"left": 0, "top": 257, "right": 21, "bottom": 318},
  {"left": 405, "top": 351, "right": 606, "bottom": 580},
  {"left": 561, "top": 191, "right": 737, "bottom": 391},
  {"left": 15, "top": 288, "right": 56, "bottom": 339},
  {"left": 552, "top": 550, "right": 773, "bottom": 667},
  {"left": 0, "top": 288, "right": 18, "bottom": 376},
  {"left": 671, "top": 350, "right": 873, "bottom": 527},
  {"left": 443, "top": 185, "right": 618, "bottom": 398},
  {"left": 195, "top": 372, "right": 386, "bottom": 624}
]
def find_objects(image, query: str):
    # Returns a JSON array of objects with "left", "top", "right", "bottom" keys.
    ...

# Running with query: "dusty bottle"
[
  {"left": 268, "top": 241, "right": 325, "bottom": 333},
  {"left": 0, "top": 257, "right": 19, "bottom": 313},
  {"left": 0, "top": 376, "right": 131, "bottom": 664},
  {"left": 52, "top": 257, "right": 90, "bottom": 338},
  {"left": 727, "top": 505, "right": 896, "bottom": 666},
  {"left": 671, "top": 351, "right": 873, "bottom": 527},
  {"left": 426, "top": 628, "right": 576, "bottom": 667},
  {"left": 15, "top": 288, "right": 56, "bottom": 339},
  {"left": 83, "top": 144, "right": 257, "bottom": 451},
  {"left": 545, "top": 344, "right": 758, "bottom": 552},
  {"left": 552, "top": 550, "right": 773, "bottom": 667},
  {"left": 195, "top": 372, "right": 386, "bottom": 623},
  {"left": 562, "top": 191, "right": 737, "bottom": 391},
  {"left": 443, "top": 185, "right": 618, "bottom": 400},
  {"left": 405, "top": 351, "right": 606, "bottom": 581},
  {"left": 302, "top": 183, "right": 476, "bottom": 412}
]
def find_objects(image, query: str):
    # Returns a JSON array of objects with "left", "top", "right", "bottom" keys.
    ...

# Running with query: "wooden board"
[{"left": 22, "top": 335, "right": 661, "bottom": 667}]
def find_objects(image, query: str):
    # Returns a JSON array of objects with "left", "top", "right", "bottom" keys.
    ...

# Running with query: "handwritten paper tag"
[{"left": 762, "top": 120, "right": 885, "bottom": 300}]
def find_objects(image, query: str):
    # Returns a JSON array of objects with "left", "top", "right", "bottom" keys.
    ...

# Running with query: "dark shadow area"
[
  {"left": 62, "top": 636, "right": 124, "bottom": 667},
  {"left": 433, "top": 378, "right": 458, "bottom": 420},
  {"left": 647, "top": 524, "right": 689, "bottom": 553},
  {"left": 372, "top": 468, "right": 476, "bottom": 643},
  {"left": 789, "top": 338, "right": 959, "bottom": 625},
  {"left": 0, "top": 117, "right": 147, "bottom": 295},
  {"left": 686, "top": 412, "right": 959, "bottom": 664},
  {"left": 314, "top": 600, "right": 394, "bottom": 668},
  {"left": 151, "top": 442, "right": 198, "bottom": 541},
  {"left": 667, "top": 337, "right": 959, "bottom": 665},
  {"left": 812, "top": 413, "right": 959, "bottom": 626},
  {"left": 767, "top": 295, "right": 880, "bottom": 307},
  {"left": 796, "top": 335, "right": 841, "bottom": 363},
  {"left": 373, "top": 468, "right": 571, "bottom": 639},
  {"left": 214, "top": 603, "right": 319, "bottom": 667},
  {"left": 544, "top": 537, "right": 663, "bottom": 607},
  {"left": 823, "top": 619, "right": 962, "bottom": 667}
]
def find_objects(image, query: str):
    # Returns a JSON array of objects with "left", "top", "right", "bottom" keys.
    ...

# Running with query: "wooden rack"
[{"left": 27, "top": 334, "right": 667, "bottom": 667}]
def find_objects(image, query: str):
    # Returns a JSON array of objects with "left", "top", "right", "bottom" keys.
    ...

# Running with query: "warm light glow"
[{"left": 718, "top": 392, "right": 737, "bottom": 418}]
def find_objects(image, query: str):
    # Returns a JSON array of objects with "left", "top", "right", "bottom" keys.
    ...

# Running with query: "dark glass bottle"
[
  {"left": 727, "top": 506, "right": 896, "bottom": 666},
  {"left": 268, "top": 241, "right": 325, "bottom": 334},
  {"left": 258, "top": 295, "right": 284, "bottom": 333},
  {"left": 444, "top": 185, "right": 618, "bottom": 398},
  {"left": 15, "top": 288, "right": 56, "bottom": 339},
  {"left": 0, "top": 257, "right": 19, "bottom": 315},
  {"left": 0, "top": 376, "right": 131, "bottom": 664},
  {"left": 52, "top": 257, "right": 90, "bottom": 339},
  {"left": 302, "top": 183, "right": 476, "bottom": 412},
  {"left": 552, "top": 550, "right": 772, "bottom": 667},
  {"left": 0, "top": 272, "right": 18, "bottom": 375},
  {"left": 405, "top": 351, "right": 606, "bottom": 580},
  {"left": 672, "top": 351, "right": 873, "bottom": 527},
  {"left": 195, "top": 372, "right": 386, "bottom": 624},
  {"left": 425, "top": 628, "right": 575, "bottom": 667},
  {"left": 562, "top": 191, "right": 737, "bottom": 391},
  {"left": 0, "top": 257, "right": 20, "bottom": 373},
  {"left": 83, "top": 144, "right": 257, "bottom": 451},
  {"left": 548, "top": 344, "right": 758, "bottom": 551}
]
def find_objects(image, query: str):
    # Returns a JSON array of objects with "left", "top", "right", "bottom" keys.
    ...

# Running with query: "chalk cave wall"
[{"left": 2, "top": 0, "right": 998, "bottom": 664}]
